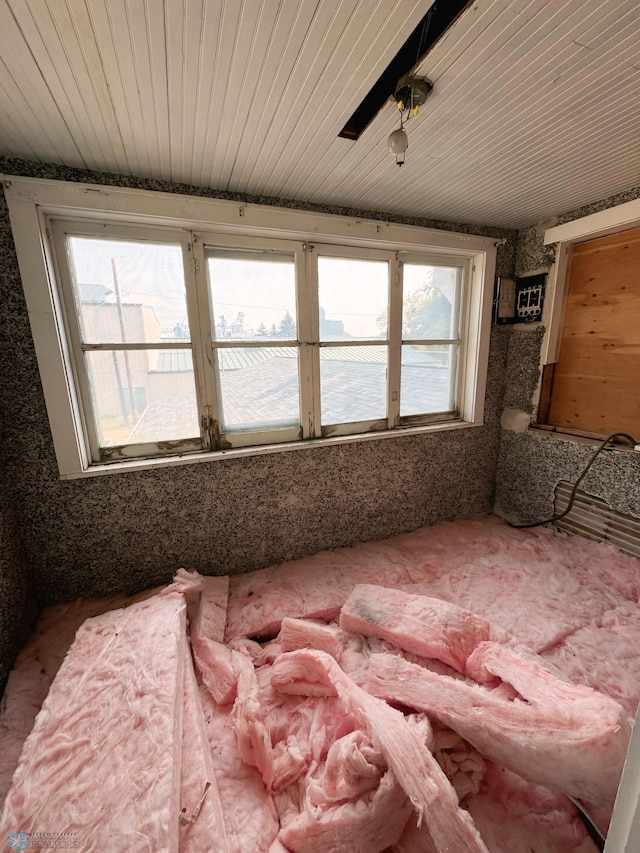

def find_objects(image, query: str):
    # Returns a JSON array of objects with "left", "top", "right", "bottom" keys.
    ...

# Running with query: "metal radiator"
[{"left": 554, "top": 480, "right": 640, "bottom": 559}]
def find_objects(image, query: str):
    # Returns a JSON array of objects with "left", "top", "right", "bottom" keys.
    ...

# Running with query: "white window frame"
[{"left": 3, "top": 175, "right": 497, "bottom": 478}]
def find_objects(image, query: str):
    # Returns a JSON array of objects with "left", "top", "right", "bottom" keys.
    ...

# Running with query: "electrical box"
[{"left": 494, "top": 273, "right": 546, "bottom": 324}]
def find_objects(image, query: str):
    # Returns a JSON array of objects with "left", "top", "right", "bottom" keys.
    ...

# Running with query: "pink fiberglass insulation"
[
  {"left": 279, "top": 617, "right": 344, "bottom": 659},
  {"left": 179, "top": 643, "right": 231, "bottom": 853},
  {"left": 271, "top": 649, "right": 489, "bottom": 853},
  {"left": 340, "top": 584, "right": 491, "bottom": 672},
  {"left": 233, "top": 651, "right": 358, "bottom": 796},
  {"left": 167, "top": 570, "right": 236, "bottom": 705},
  {"left": 279, "top": 762, "right": 412, "bottom": 853},
  {"left": 392, "top": 815, "right": 439, "bottom": 853},
  {"left": 196, "top": 575, "right": 230, "bottom": 643},
  {"left": 224, "top": 515, "right": 637, "bottom": 648},
  {"left": 0, "top": 594, "right": 187, "bottom": 853},
  {"left": 402, "top": 552, "right": 620, "bottom": 652},
  {"left": 165, "top": 569, "right": 229, "bottom": 640},
  {"left": 231, "top": 649, "right": 280, "bottom": 792},
  {"left": 542, "top": 602, "right": 640, "bottom": 722},
  {"left": 0, "top": 588, "right": 162, "bottom": 803},
  {"left": 195, "top": 638, "right": 237, "bottom": 705},
  {"left": 224, "top": 541, "right": 414, "bottom": 641},
  {"left": 386, "top": 516, "right": 543, "bottom": 578},
  {"left": 366, "top": 642, "right": 630, "bottom": 813},
  {"left": 528, "top": 526, "right": 640, "bottom": 603},
  {"left": 199, "top": 689, "right": 279, "bottom": 853},
  {"left": 3, "top": 516, "right": 640, "bottom": 849},
  {"left": 465, "top": 763, "right": 599, "bottom": 853}
]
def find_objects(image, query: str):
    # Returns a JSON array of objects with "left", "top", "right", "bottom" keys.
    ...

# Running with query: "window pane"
[
  {"left": 402, "top": 264, "right": 461, "bottom": 341},
  {"left": 320, "top": 346, "right": 387, "bottom": 424},
  {"left": 85, "top": 349, "right": 200, "bottom": 446},
  {"left": 206, "top": 253, "right": 296, "bottom": 341},
  {"left": 68, "top": 237, "right": 189, "bottom": 343},
  {"left": 400, "top": 345, "right": 457, "bottom": 416},
  {"left": 318, "top": 257, "right": 388, "bottom": 341},
  {"left": 217, "top": 347, "right": 299, "bottom": 431}
]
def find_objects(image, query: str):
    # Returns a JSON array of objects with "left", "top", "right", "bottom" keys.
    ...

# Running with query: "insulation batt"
[
  {"left": 401, "top": 554, "right": 620, "bottom": 653},
  {"left": 366, "top": 642, "right": 630, "bottom": 813},
  {"left": 542, "top": 602, "right": 640, "bottom": 722},
  {"left": 279, "top": 617, "right": 344, "bottom": 659},
  {"left": 0, "top": 587, "right": 162, "bottom": 803},
  {"left": 340, "top": 584, "right": 491, "bottom": 673},
  {"left": 465, "top": 763, "right": 600, "bottom": 853},
  {"left": 271, "top": 649, "right": 490, "bottom": 853},
  {"left": 0, "top": 594, "right": 188, "bottom": 852},
  {"left": 199, "top": 689, "right": 280, "bottom": 853},
  {"left": 178, "top": 632, "right": 231, "bottom": 853},
  {"left": 225, "top": 540, "right": 415, "bottom": 641},
  {"left": 2, "top": 516, "right": 639, "bottom": 851}
]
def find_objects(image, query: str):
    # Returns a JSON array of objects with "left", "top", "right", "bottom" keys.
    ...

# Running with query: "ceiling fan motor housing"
[{"left": 393, "top": 74, "right": 433, "bottom": 108}]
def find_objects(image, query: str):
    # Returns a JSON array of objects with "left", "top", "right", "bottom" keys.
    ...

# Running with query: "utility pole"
[{"left": 111, "top": 258, "right": 138, "bottom": 424}]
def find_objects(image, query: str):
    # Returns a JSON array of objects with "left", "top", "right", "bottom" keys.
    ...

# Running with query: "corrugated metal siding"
[
  {"left": 554, "top": 480, "right": 640, "bottom": 558},
  {"left": 0, "top": 0, "right": 639, "bottom": 227}
]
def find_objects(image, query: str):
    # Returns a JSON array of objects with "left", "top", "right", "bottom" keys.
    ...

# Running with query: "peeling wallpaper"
[
  {"left": 496, "top": 183, "right": 640, "bottom": 523},
  {"left": 0, "top": 157, "right": 514, "bottom": 609}
]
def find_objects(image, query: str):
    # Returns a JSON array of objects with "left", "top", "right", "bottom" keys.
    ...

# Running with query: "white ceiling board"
[
  {"left": 0, "top": 1, "right": 85, "bottom": 167},
  {"left": 0, "top": 0, "right": 639, "bottom": 228},
  {"left": 254, "top": 0, "right": 426, "bottom": 199}
]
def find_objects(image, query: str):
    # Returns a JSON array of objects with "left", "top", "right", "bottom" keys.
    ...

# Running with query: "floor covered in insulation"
[{"left": 1, "top": 515, "right": 639, "bottom": 852}]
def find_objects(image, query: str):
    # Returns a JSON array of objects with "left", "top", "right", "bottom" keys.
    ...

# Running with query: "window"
[{"left": 5, "top": 177, "right": 496, "bottom": 476}]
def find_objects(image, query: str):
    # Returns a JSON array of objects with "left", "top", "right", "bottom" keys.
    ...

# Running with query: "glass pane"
[
  {"left": 85, "top": 349, "right": 200, "bottom": 446},
  {"left": 67, "top": 237, "right": 189, "bottom": 343},
  {"left": 217, "top": 347, "right": 299, "bottom": 431},
  {"left": 402, "top": 264, "right": 461, "bottom": 341},
  {"left": 400, "top": 345, "right": 457, "bottom": 416},
  {"left": 320, "top": 346, "right": 387, "bottom": 424},
  {"left": 318, "top": 257, "right": 388, "bottom": 341},
  {"left": 206, "top": 253, "right": 296, "bottom": 341}
]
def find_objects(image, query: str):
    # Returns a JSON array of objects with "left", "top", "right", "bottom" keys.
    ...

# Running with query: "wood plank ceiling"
[{"left": 0, "top": 0, "right": 638, "bottom": 228}]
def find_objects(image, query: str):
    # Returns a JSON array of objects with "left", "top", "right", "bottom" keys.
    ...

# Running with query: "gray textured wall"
[
  {"left": 0, "top": 158, "right": 514, "bottom": 608},
  {"left": 495, "top": 184, "right": 640, "bottom": 523},
  {"left": 0, "top": 421, "right": 37, "bottom": 692}
]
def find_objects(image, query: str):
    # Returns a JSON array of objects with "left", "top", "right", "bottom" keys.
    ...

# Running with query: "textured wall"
[
  {"left": 0, "top": 158, "right": 514, "bottom": 606},
  {"left": 495, "top": 184, "right": 640, "bottom": 523},
  {"left": 0, "top": 423, "right": 37, "bottom": 692}
]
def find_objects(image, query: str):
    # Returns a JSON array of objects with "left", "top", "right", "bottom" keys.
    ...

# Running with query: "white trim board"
[
  {"left": 2, "top": 174, "right": 499, "bottom": 254},
  {"left": 544, "top": 197, "right": 640, "bottom": 246}
]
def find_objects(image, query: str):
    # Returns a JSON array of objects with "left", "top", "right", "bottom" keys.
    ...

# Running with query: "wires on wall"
[{"left": 508, "top": 433, "right": 638, "bottom": 530}]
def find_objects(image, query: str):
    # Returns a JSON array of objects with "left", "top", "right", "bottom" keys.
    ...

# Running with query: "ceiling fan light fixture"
[
  {"left": 387, "top": 75, "right": 432, "bottom": 166},
  {"left": 388, "top": 126, "right": 409, "bottom": 165}
]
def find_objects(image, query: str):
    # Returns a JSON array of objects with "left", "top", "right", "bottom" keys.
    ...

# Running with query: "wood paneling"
[{"left": 548, "top": 226, "right": 640, "bottom": 438}]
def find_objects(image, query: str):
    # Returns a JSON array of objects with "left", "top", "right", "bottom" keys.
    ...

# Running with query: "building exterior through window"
[{"left": 4, "top": 177, "right": 496, "bottom": 476}]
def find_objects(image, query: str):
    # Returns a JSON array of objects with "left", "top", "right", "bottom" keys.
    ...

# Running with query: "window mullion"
[
  {"left": 387, "top": 254, "right": 402, "bottom": 428},
  {"left": 188, "top": 234, "right": 221, "bottom": 450},
  {"left": 303, "top": 243, "right": 321, "bottom": 438}
]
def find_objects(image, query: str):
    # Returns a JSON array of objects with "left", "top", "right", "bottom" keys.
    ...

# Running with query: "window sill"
[
  {"left": 529, "top": 423, "right": 640, "bottom": 451},
  {"left": 60, "top": 419, "right": 484, "bottom": 479}
]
